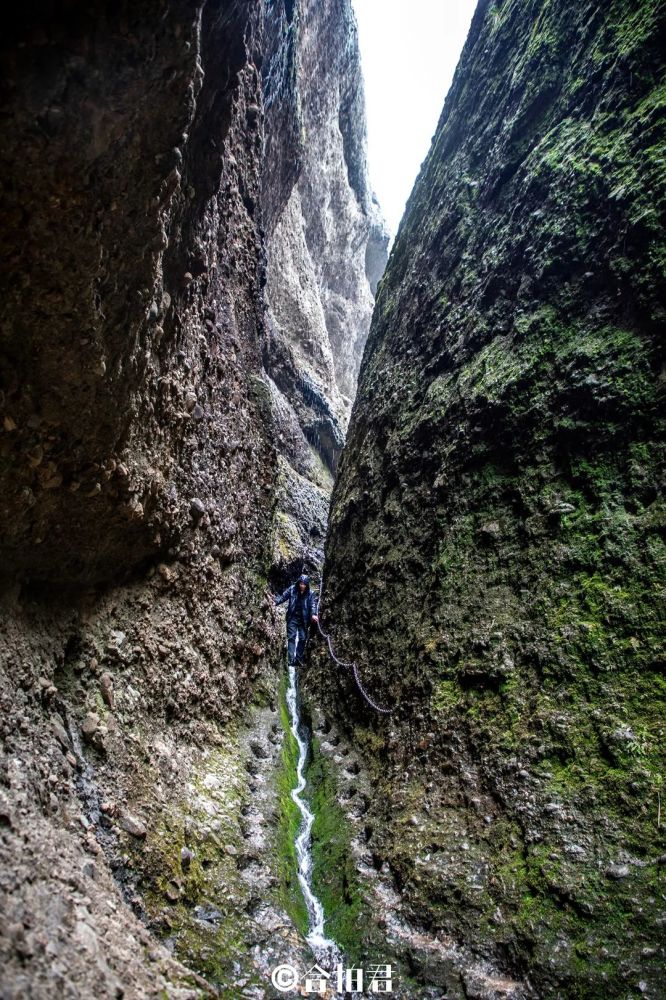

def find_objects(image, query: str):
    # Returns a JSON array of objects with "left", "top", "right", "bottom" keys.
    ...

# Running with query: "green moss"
[
  {"left": 274, "top": 671, "right": 309, "bottom": 934},
  {"left": 606, "top": 0, "right": 662, "bottom": 56},
  {"left": 431, "top": 678, "right": 460, "bottom": 712},
  {"left": 307, "top": 736, "right": 372, "bottom": 962},
  {"left": 317, "top": 0, "right": 666, "bottom": 991},
  {"left": 351, "top": 725, "right": 387, "bottom": 757},
  {"left": 132, "top": 731, "right": 265, "bottom": 991},
  {"left": 275, "top": 510, "right": 301, "bottom": 560}
]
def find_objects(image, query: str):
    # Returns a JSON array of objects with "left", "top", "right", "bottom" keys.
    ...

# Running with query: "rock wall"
[
  {"left": 263, "top": 0, "right": 388, "bottom": 578},
  {"left": 0, "top": 3, "right": 283, "bottom": 994},
  {"left": 0, "top": 1, "right": 382, "bottom": 995},
  {"left": 1, "top": 0, "right": 275, "bottom": 588},
  {"left": 316, "top": 0, "right": 665, "bottom": 995}
]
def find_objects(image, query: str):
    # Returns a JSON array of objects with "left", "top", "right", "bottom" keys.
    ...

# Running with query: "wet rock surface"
[
  {"left": 135, "top": 705, "right": 317, "bottom": 997},
  {"left": 314, "top": 0, "right": 665, "bottom": 996},
  {"left": 0, "top": 0, "right": 381, "bottom": 996},
  {"left": 3, "top": 0, "right": 663, "bottom": 997},
  {"left": 307, "top": 705, "right": 532, "bottom": 999},
  {"left": 0, "top": 1, "right": 282, "bottom": 994}
]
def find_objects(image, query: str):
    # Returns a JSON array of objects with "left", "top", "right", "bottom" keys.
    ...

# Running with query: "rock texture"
[
  {"left": 263, "top": 0, "right": 388, "bottom": 579},
  {"left": 1, "top": 1, "right": 275, "bottom": 587},
  {"left": 0, "top": 3, "right": 282, "bottom": 996},
  {"left": 0, "top": 1, "right": 382, "bottom": 996},
  {"left": 315, "top": 0, "right": 665, "bottom": 995}
]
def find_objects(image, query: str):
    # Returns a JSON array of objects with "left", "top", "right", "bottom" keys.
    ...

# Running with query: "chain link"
[{"left": 313, "top": 618, "right": 392, "bottom": 716}]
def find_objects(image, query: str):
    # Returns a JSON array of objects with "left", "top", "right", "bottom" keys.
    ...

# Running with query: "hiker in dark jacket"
[{"left": 274, "top": 574, "right": 319, "bottom": 666}]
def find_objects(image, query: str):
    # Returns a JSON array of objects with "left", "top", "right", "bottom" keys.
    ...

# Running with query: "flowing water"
[{"left": 285, "top": 656, "right": 342, "bottom": 969}]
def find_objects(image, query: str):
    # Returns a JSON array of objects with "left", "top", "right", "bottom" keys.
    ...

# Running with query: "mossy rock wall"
[{"left": 316, "top": 0, "right": 665, "bottom": 994}]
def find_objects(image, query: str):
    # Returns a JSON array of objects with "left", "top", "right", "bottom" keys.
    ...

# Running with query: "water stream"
[{"left": 285, "top": 656, "right": 342, "bottom": 969}]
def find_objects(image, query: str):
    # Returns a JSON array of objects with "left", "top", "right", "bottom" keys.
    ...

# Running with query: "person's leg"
[
  {"left": 294, "top": 624, "right": 307, "bottom": 664},
  {"left": 287, "top": 619, "right": 297, "bottom": 665}
]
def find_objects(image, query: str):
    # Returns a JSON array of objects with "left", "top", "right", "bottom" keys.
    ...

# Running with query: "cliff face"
[
  {"left": 263, "top": 0, "right": 388, "bottom": 578},
  {"left": 1, "top": 1, "right": 276, "bottom": 588},
  {"left": 0, "top": 1, "right": 382, "bottom": 995},
  {"left": 0, "top": 3, "right": 283, "bottom": 994},
  {"left": 318, "top": 0, "right": 665, "bottom": 994}
]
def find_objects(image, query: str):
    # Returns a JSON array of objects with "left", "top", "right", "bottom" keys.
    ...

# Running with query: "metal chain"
[
  {"left": 313, "top": 617, "right": 392, "bottom": 716},
  {"left": 351, "top": 661, "right": 393, "bottom": 715},
  {"left": 286, "top": 565, "right": 392, "bottom": 715}
]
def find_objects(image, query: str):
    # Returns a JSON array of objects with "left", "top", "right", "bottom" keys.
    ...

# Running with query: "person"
[{"left": 274, "top": 574, "right": 319, "bottom": 666}]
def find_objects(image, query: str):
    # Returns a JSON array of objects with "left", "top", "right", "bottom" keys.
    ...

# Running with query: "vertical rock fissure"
[
  {"left": 285, "top": 655, "right": 342, "bottom": 967},
  {"left": 0, "top": 0, "right": 386, "bottom": 995},
  {"left": 262, "top": 0, "right": 388, "bottom": 583}
]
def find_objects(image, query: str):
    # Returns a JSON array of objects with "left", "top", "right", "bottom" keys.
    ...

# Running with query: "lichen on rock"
[{"left": 313, "top": 0, "right": 665, "bottom": 994}]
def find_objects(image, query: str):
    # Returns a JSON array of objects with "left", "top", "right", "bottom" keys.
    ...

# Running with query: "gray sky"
[{"left": 352, "top": 0, "right": 478, "bottom": 235}]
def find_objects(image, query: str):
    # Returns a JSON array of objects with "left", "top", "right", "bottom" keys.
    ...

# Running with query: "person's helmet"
[{"left": 298, "top": 574, "right": 310, "bottom": 587}]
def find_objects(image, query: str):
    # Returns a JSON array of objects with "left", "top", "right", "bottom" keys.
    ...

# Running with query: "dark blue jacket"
[{"left": 275, "top": 584, "right": 319, "bottom": 623}]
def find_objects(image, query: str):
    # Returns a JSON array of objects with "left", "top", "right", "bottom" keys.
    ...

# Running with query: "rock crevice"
[
  {"left": 0, "top": 1, "right": 384, "bottom": 995},
  {"left": 263, "top": 0, "right": 388, "bottom": 579}
]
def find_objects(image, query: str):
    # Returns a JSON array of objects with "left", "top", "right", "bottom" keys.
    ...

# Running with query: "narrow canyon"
[{"left": 0, "top": 1, "right": 663, "bottom": 999}]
